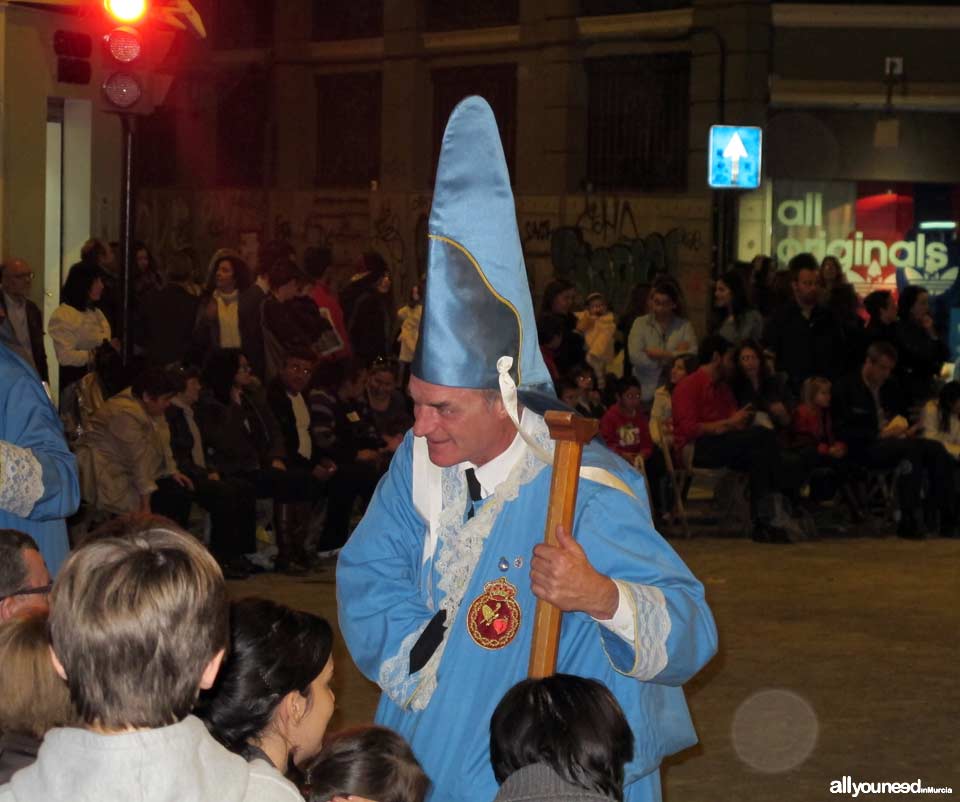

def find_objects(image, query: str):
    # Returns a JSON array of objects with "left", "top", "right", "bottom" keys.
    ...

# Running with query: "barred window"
[
  {"left": 425, "top": 0, "right": 518, "bottom": 32},
  {"left": 315, "top": 72, "right": 382, "bottom": 187},
  {"left": 586, "top": 53, "right": 690, "bottom": 191},
  {"left": 432, "top": 64, "right": 516, "bottom": 182},
  {"left": 312, "top": 0, "right": 383, "bottom": 40}
]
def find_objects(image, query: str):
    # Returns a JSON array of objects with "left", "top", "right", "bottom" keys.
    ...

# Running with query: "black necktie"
[{"left": 465, "top": 467, "right": 482, "bottom": 519}]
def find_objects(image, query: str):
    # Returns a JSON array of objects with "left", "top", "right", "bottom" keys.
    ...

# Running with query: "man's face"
[
  {"left": 282, "top": 357, "right": 314, "bottom": 395},
  {"left": 0, "top": 548, "right": 51, "bottom": 621},
  {"left": 367, "top": 368, "right": 395, "bottom": 403},
  {"left": 182, "top": 377, "right": 202, "bottom": 406},
  {"left": 409, "top": 376, "right": 517, "bottom": 468},
  {"left": 2, "top": 259, "right": 33, "bottom": 299},
  {"left": 864, "top": 355, "right": 895, "bottom": 386},
  {"left": 793, "top": 268, "right": 819, "bottom": 306}
]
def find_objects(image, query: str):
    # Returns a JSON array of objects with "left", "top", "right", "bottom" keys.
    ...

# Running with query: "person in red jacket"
[{"left": 599, "top": 376, "right": 653, "bottom": 463}]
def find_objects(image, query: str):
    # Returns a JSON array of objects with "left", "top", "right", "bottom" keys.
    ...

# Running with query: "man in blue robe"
[
  {"left": 0, "top": 341, "right": 78, "bottom": 574},
  {"left": 337, "top": 97, "right": 718, "bottom": 802}
]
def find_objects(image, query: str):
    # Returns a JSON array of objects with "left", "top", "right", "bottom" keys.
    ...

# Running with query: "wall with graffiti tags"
[{"left": 138, "top": 188, "right": 712, "bottom": 323}]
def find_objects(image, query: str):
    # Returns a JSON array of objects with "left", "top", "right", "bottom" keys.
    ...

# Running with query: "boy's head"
[
  {"left": 49, "top": 525, "right": 229, "bottom": 731},
  {"left": 307, "top": 726, "right": 429, "bottom": 802},
  {"left": 558, "top": 378, "right": 580, "bottom": 408},
  {"left": 617, "top": 376, "right": 643, "bottom": 414}
]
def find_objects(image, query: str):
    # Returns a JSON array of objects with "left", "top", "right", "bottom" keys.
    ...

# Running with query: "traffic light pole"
[{"left": 118, "top": 113, "right": 134, "bottom": 367}]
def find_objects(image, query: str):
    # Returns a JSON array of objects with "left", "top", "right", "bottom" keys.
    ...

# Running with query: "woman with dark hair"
[
  {"left": 616, "top": 281, "right": 650, "bottom": 379},
  {"left": 48, "top": 261, "right": 116, "bottom": 390},
  {"left": 731, "top": 339, "right": 791, "bottom": 430},
  {"left": 710, "top": 270, "right": 763, "bottom": 345},
  {"left": 197, "top": 349, "right": 319, "bottom": 573},
  {"left": 202, "top": 598, "right": 335, "bottom": 778},
  {"left": 627, "top": 278, "right": 696, "bottom": 404},
  {"left": 921, "top": 380, "right": 960, "bottom": 460},
  {"left": 489, "top": 675, "right": 634, "bottom": 802},
  {"left": 539, "top": 278, "right": 585, "bottom": 377},
  {"left": 895, "top": 284, "right": 949, "bottom": 410},
  {"left": 750, "top": 254, "right": 776, "bottom": 317},
  {"left": 827, "top": 283, "right": 866, "bottom": 375},
  {"left": 649, "top": 352, "right": 699, "bottom": 449},
  {"left": 306, "top": 726, "right": 429, "bottom": 802},
  {"left": 133, "top": 241, "right": 164, "bottom": 299},
  {"left": 340, "top": 252, "right": 396, "bottom": 364},
  {"left": 818, "top": 255, "right": 848, "bottom": 301},
  {"left": 196, "top": 248, "right": 253, "bottom": 357}
]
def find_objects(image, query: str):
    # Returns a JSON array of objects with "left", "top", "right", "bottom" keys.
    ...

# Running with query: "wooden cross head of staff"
[{"left": 528, "top": 409, "right": 599, "bottom": 679}]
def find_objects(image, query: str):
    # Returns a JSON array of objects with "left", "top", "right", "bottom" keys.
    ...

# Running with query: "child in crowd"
[
  {"left": 649, "top": 354, "right": 699, "bottom": 450},
  {"left": 306, "top": 726, "right": 429, "bottom": 802},
  {"left": 396, "top": 279, "right": 424, "bottom": 387},
  {"left": 201, "top": 597, "right": 335, "bottom": 781},
  {"left": 489, "top": 675, "right": 633, "bottom": 802},
  {"left": 576, "top": 292, "right": 617, "bottom": 387},
  {"left": 569, "top": 364, "right": 606, "bottom": 418},
  {"left": 0, "top": 524, "right": 301, "bottom": 802},
  {"left": 599, "top": 376, "right": 652, "bottom": 465}
]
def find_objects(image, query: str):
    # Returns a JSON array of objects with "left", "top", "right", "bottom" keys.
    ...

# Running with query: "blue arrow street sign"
[{"left": 708, "top": 125, "right": 762, "bottom": 189}]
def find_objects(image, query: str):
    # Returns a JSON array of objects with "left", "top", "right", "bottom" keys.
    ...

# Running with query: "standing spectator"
[
  {"left": 832, "top": 341, "right": 956, "bottom": 538},
  {"left": 305, "top": 246, "right": 350, "bottom": 364},
  {"left": 0, "top": 259, "right": 47, "bottom": 382},
  {"left": 195, "top": 249, "right": 252, "bottom": 360},
  {"left": 133, "top": 242, "right": 164, "bottom": 299},
  {"left": 628, "top": 278, "right": 697, "bottom": 404},
  {"left": 750, "top": 255, "right": 777, "bottom": 317},
  {"left": 863, "top": 289, "right": 899, "bottom": 351},
  {"left": 397, "top": 279, "right": 424, "bottom": 386},
  {"left": 80, "top": 237, "right": 119, "bottom": 332},
  {"left": 895, "top": 285, "right": 949, "bottom": 411},
  {"left": 48, "top": 262, "right": 115, "bottom": 392},
  {"left": 710, "top": 270, "right": 763, "bottom": 346},
  {"left": 81, "top": 368, "right": 194, "bottom": 526},
  {"left": 617, "top": 281, "right": 650, "bottom": 380},
  {"left": 140, "top": 254, "right": 201, "bottom": 367},
  {"left": 0, "top": 530, "right": 51, "bottom": 622},
  {"left": 489, "top": 676, "right": 634, "bottom": 802},
  {"left": 237, "top": 239, "right": 293, "bottom": 380},
  {"left": 0, "top": 614, "right": 78, "bottom": 784},
  {"left": 828, "top": 283, "right": 867, "bottom": 376},
  {"left": 576, "top": 292, "right": 617, "bottom": 386},
  {"left": 539, "top": 279, "right": 584, "bottom": 377},
  {"left": 763, "top": 252, "right": 842, "bottom": 396},
  {"left": 341, "top": 252, "right": 395, "bottom": 364},
  {"left": 261, "top": 258, "right": 316, "bottom": 381},
  {"left": 818, "top": 255, "right": 849, "bottom": 302},
  {"left": 672, "top": 335, "right": 799, "bottom": 542},
  {"left": 0, "top": 342, "right": 78, "bottom": 574},
  {"left": 201, "top": 597, "right": 335, "bottom": 777}
]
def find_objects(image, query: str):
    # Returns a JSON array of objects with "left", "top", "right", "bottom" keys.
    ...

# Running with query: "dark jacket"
[
  {"left": 266, "top": 378, "right": 319, "bottom": 468},
  {"left": 140, "top": 284, "right": 201, "bottom": 367},
  {"left": 195, "top": 385, "right": 285, "bottom": 475},
  {"left": 0, "top": 293, "right": 48, "bottom": 382},
  {"left": 895, "top": 319, "right": 949, "bottom": 407},
  {"left": 165, "top": 403, "right": 209, "bottom": 482},
  {"left": 764, "top": 302, "right": 843, "bottom": 394},
  {"left": 238, "top": 284, "right": 267, "bottom": 379},
  {"left": 0, "top": 730, "right": 41, "bottom": 786},
  {"left": 341, "top": 276, "right": 395, "bottom": 363},
  {"left": 261, "top": 295, "right": 331, "bottom": 379},
  {"left": 831, "top": 370, "right": 906, "bottom": 455}
]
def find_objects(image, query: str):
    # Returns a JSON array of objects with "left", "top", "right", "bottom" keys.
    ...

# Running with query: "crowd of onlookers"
[{"left": 0, "top": 520, "right": 637, "bottom": 802}]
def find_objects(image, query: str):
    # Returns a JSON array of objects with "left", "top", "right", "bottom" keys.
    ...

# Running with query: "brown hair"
[
  {"left": 801, "top": 376, "right": 831, "bottom": 407},
  {"left": 0, "top": 614, "right": 78, "bottom": 738},
  {"left": 49, "top": 525, "right": 228, "bottom": 730}
]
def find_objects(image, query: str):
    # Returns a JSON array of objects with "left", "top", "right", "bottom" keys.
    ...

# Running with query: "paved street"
[{"left": 228, "top": 534, "right": 959, "bottom": 801}]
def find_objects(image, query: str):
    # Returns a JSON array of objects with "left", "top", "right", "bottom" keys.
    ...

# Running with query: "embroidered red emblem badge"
[{"left": 466, "top": 577, "right": 521, "bottom": 650}]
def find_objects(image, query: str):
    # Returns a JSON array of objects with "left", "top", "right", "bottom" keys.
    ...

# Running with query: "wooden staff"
[{"left": 528, "top": 410, "right": 599, "bottom": 679}]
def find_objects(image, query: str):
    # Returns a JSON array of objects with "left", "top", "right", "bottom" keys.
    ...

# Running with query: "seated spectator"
[
  {"left": 628, "top": 278, "right": 697, "bottom": 404},
  {"left": 568, "top": 364, "right": 606, "bottom": 418},
  {"left": 863, "top": 289, "right": 899, "bottom": 355},
  {"left": 306, "top": 726, "right": 429, "bottom": 802},
  {"left": 73, "top": 341, "right": 128, "bottom": 432},
  {"left": 0, "top": 524, "right": 302, "bottom": 802},
  {"left": 365, "top": 357, "right": 413, "bottom": 443},
  {"left": 167, "top": 366, "right": 258, "bottom": 578},
  {"left": 921, "top": 381, "right": 960, "bottom": 460},
  {"left": 710, "top": 270, "right": 763, "bottom": 345},
  {"left": 557, "top": 378, "right": 579, "bottom": 409},
  {"left": 489, "top": 675, "right": 633, "bottom": 802},
  {"left": 0, "top": 531, "right": 50, "bottom": 622},
  {"left": 649, "top": 354, "right": 699, "bottom": 448},
  {"left": 539, "top": 279, "right": 585, "bottom": 378},
  {"left": 832, "top": 341, "right": 956, "bottom": 538},
  {"left": 81, "top": 367, "right": 194, "bottom": 526},
  {"left": 198, "top": 349, "right": 316, "bottom": 572},
  {"left": 895, "top": 285, "right": 949, "bottom": 411},
  {"left": 0, "top": 614, "right": 78, "bottom": 784},
  {"left": 340, "top": 252, "right": 395, "bottom": 365},
  {"left": 599, "top": 377, "right": 652, "bottom": 465},
  {"left": 201, "top": 597, "right": 334, "bottom": 778},
  {"left": 763, "top": 252, "right": 842, "bottom": 396},
  {"left": 195, "top": 249, "right": 252, "bottom": 361},
  {"left": 48, "top": 262, "right": 115, "bottom": 393},
  {"left": 828, "top": 284, "right": 867, "bottom": 376},
  {"left": 731, "top": 339, "right": 791, "bottom": 431},
  {"left": 672, "top": 335, "right": 801, "bottom": 542},
  {"left": 575, "top": 292, "right": 617, "bottom": 387}
]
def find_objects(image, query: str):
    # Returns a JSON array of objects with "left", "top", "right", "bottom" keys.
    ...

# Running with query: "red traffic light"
[
  {"left": 104, "top": 0, "right": 147, "bottom": 24},
  {"left": 104, "top": 26, "right": 142, "bottom": 63}
]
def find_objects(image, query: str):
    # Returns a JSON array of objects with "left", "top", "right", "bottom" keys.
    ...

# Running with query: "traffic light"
[{"left": 101, "top": 0, "right": 175, "bottom": 115}]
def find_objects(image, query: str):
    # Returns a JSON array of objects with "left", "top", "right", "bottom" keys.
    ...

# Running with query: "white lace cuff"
[
  {"left": 0, "top": 441, "right": 44, "bottom": 518},
  {"left": 592, "top": 580, "right": 635, "bottom": 642},
  {"left": 599, "top": 580, "right": 672, "bottom": 680}
]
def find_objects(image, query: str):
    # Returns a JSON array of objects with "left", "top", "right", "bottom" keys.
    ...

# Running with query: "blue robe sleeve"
[
  {"left": 337, "top": 435, "right": 436, "bottom": 704},
  {"left": 0, "top": 373, "right": 79, "bottom": 522},
  {"left": 575, "top": 488, "right": 718, "bottom": 686}
]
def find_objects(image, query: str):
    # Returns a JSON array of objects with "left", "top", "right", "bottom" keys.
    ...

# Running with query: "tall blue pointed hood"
[{"left": 411, "top": 96, "right": 551, "bottom": 392}]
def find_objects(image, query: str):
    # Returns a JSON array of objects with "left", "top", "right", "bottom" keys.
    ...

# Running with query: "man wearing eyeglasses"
[
  {"left": 0, "top": 259, "right": 48, "bottom": 383},
  {"left": 0, "top": 529, "right": 51, "bottom": 621}
]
